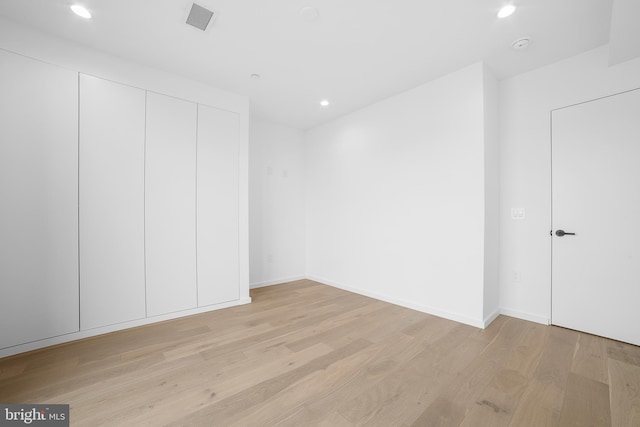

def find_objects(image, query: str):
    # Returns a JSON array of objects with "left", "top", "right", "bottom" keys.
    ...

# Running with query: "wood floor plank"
[
  {"left": 358, "top": 319, "right": 509, "bottom": 426},
  {"left": 284, "top": 303, "right": 396, "bottom": 352},
  {"left": 411, "top": 396, "right": 466, "bottom": 427},
  {"left": 1, "top": 280, "right": 639, "bottom": 426},
  {"left": 558, "top": 373, "right": 611, "bottom": 427},
  {"left": 317, "top": 410, "right": 354, "bottom": 427},
  {"left": 470, "top": 314, "right": 511, "bottom": 344},
  {"left": 198, "top": 301, "right": 360, "bottom": 361},
  {"left": 458, "top": 321, "right": 548, "bottom": 427},
  {"left": 272, "top": 342, "right": 408, "bottom": 426},
  {"left": 608, "top": 341, "right": 640, "bottom": 368},
  {"left": 274, "top": 320, "right": 453, "bottom": 427},
  {"left": 339, "top": 347, "right": 449, "bottom": 425},
  {"left": 409, "top": 317, "right": 526, "bottom": 427},
  {"left": 608, "top": 358, "right": 640, "bottom": 427},
  {"left": 117, "top": 343, "right": 334, "bottom": 427},
  {"left": 507, "top": 326, "right": 578, "bottom": 427},
  {"left": 571, "top": 333, "right": 610, "bottom": 385},
  {"left": 227, "top": 340, "right": 384, "bottom": 426},
  {"left": 168, "top": 338, "right": 372, "bottom": 426}
]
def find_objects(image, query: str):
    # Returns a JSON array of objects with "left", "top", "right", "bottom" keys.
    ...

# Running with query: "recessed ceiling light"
[
  {"left": 70, "top": 4, "right": 92, "bottom": 19},
  {"left": 250, "top": 73, "right": 261, "bottom": 79},
  {"left": 320, "top": 99, "right": 330, "bottom": 107},
  {"left": 497, "top": 4, "right": 516, "bottom": 18}
]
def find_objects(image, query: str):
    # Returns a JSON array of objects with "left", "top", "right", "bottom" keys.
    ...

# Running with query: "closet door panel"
[
  {"left": 79, "top": 75, "right": 146, "bottom": 329},
  {"left": 197, "top": 105, "right": 240, "bottom": 306},
  {"left": 0, "top": 50, "right": 79, "bottom": 349},
  {"left": 145, "top": 92, "right": 197, "bottom": 316}
]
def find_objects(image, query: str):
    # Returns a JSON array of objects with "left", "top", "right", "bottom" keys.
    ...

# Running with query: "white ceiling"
[
  {"left": 0, "top": 0, "right": 614, "bottom": 129},
  {"left": 609, "top": 0, "right": 640, "bottom": 66}
]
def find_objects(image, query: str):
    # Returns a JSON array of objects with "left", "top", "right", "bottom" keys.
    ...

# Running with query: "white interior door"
[{"left": 552, "top": 88, "right": 640, "bottom": 346}]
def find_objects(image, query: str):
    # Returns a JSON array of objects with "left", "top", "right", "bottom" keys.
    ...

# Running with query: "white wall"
[
  {"left": 305, "top": 62, "right": 497, "bottom": 327},
  {"left": 483, "top": 64, "right": 500, "bottom": 321},
  {"left": 249, "top": 117, "right": 306, "bottom": 287},
  {"left": 0, "top": 17, "right": 251, "bottom": 303},
  {"left": 499, "top": 45, "right": 640, "bottom": 324}
]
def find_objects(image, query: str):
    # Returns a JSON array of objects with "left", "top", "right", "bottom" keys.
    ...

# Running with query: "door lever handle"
[{"left": 555, "top": 230, "right": 576, "bottom": 237}]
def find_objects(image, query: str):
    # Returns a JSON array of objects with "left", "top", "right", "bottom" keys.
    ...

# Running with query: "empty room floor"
[{"left": 1, "top": 280, "right": 639, "bottom": 426}]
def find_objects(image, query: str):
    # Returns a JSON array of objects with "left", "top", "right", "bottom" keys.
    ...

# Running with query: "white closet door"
[
  {"left": 0, "top": 50, "right": 79, "bottom": 349},
  {"left": 145, "top": 92, "right": 198, "bottom": 316},
  {"left": 79, "top": 75, "right": 146, "bottom": 329},
  {"left": 197, "top": 105, "right": 240, "bottom": 306}
]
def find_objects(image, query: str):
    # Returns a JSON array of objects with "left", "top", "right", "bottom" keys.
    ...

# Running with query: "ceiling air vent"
[{"left": 186, "top": 3, "right": 216, "bottom": 31}]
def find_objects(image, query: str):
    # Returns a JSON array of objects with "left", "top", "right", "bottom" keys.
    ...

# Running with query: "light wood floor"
[{"left": 1, "top": 280, "right": 640, "bottom": 426}]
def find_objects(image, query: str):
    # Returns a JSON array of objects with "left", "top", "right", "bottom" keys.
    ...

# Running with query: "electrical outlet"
[
  {"left": 513, "top": 271, "right": 521, "bottom": 283},
  {"left": 511, "top": 208, "right": 525, "bottom": 220}
]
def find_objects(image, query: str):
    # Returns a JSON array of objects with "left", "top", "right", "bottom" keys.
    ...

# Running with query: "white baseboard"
[
  {"left": 0, "top": 298, "right": 246, "bottom": 359},
  {"left": 500, "top": 307, "right": 550, "bottom": 325},
  {"left": 239, "top": 296, "right": 252, "bottom": 304},
  {"left": 307, "top": 275, "right": 486, "bottom": 329},
  {"left": 483, "top": 309, "right": 501, "bottom": 328},
  {"left": 250, "top": 275, "right": 306, "bottom": 289}
]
